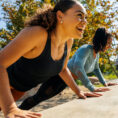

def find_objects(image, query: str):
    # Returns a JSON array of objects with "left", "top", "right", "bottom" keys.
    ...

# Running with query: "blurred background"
[{"left": 0, "top": 0, "right": 118, "bottom": 80}]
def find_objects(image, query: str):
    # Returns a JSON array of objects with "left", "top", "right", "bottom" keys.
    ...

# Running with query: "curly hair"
[
  {"left": 24, "top": 0, "right": 78, "bottom": 32},
  {"left": 92, "top": 27, "right": 112, "bottom": 53}
]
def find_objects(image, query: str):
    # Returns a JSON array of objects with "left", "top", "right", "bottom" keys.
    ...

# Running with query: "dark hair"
[
  {"left": 25, "top": 0, "right": 78, "bottom": 32},
  {"left": 92, "top": 27, "right": 112, "bottom": 53}
]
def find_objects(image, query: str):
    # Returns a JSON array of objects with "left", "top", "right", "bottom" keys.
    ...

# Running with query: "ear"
[{"left": 56, "top": 10, "right": 64, "bottom": 23}]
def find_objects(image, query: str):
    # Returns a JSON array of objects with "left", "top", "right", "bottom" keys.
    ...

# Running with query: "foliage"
[
  {"left": 103, "top": 73, "right": 117, "bottom": 80},
  {"left": 71, "top": 0, "right": 118, "bottom": 75},
  {"left": 72, "top": 0, "right": 118, "bottom": 49},
  {"left": 0, "top": 0, "right": 118, "bottom": 74},
  {"left": 0, "top": 0, "right": 42, "bottom": 46}
]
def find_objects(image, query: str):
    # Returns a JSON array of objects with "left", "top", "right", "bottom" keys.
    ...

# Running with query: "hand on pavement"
[
  {"left": 78, "top": 91, "right": 102, "bottom": 99},
  {"left": 94, "top": 87, "right": 111, "bottom": 92},
  {"left": 78, "top": 91, "right": 87, "bottom": 99},
  {"left": 84, "top": 92, "right": 102, "bottom": 97},
  {"left": 6, "top": 107, "right": 41, "bottom": 118},
  {"left": 107, "top": 82, "right": 118, "bottom": 86}
]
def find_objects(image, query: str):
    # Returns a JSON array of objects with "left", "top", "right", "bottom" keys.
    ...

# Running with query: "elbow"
[
  {"left": 59, "top": 67, "right": 68, "bottom": 76},
  {"left": 61, "top": 66, "right": 68, "bottom": 72}
]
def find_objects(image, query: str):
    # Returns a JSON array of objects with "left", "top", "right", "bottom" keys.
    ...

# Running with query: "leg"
[
  {"left": 11, "top": 87, "right": 25, "bottom": 101},
  {"left": 19, "top": 75, "right": 67, "bottom": 110}
]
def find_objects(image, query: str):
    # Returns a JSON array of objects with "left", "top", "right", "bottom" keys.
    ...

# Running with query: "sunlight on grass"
[
  {"left": 95, "top": 83, "right": 104, "bottom": 87},
  {"left": 76, "top": 73, "right": 118, "bottom": 87},
  {"left": 103, "top": 74, "right": 117, "bottom": 80}
]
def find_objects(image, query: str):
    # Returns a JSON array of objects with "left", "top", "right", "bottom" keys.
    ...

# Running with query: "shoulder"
[
  {"left": 15, "top": 26, "right": 48, "bottom": 47},
  {"left": 76, "top": 44, "right": 92, "bottom": 53},
  {"left": 80, "top": 44, "right": 93, "bottom": 50},
  {"left": 0, "top": 26, "right": 49, "bottom": 68},
  {"left": 72, "top": 44, "right": 93, "bottom": 59},
  {"left": 22, "top": 26, "right": 48, "bottom": 40}
]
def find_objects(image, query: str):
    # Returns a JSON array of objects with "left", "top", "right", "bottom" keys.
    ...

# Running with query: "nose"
[
  {"left": 81, "top": 18, "right": 87, "bottom": 26},
  {"left": 83, "top": 18, "right": 87, "bottom": 24}
]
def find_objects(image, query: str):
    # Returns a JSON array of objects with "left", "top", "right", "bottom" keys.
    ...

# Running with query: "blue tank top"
[{"left": 7, "top": 32, "right": 67, "bottom": 91}]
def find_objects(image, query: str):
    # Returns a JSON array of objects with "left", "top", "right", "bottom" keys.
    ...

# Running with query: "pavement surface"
[{"left": 41, "top": 86, "right": 118, "bottom": 118}]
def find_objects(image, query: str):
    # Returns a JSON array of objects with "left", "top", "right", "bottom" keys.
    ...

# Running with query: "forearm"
[
  {"left": 82, "top": 80, "right": 95, "bottom": 92},
  {"left": 77, "top": 76, "right": 95, "bottom": 92},
  {"left": 75, "top": 69, "right": 95, "bottom": 92},
  {"left": 0, "top": 66, "right": 17, "bottom": 116},
  {"left": 59, "top": 67, "right": 81, "bottom": 97},
  {"left": 70, "top": 72, "right": 94, "bottom": 91},
  {"left": 93, "top": 69, "right": 106, "bottom": 85}
]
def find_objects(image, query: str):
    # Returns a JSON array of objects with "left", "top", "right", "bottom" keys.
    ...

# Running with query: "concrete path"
[{"left": 41, "top": 86, "right": 118, "bottom": 118}]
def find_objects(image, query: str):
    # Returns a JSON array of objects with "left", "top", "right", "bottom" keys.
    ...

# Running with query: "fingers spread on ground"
[
  {"left": 26, "top": 114, "right": 41, "bottom": 118},
  {"left": 93, "top": 92, "right": 102, "bottom": 96},
  {"left": 14, "top": 115, "right": 25, "bottom": 118},
  {"left": 84, "top": 92, "right": 93, "bottom": 96},
  {"left": 28, "top": 112, "right": 42, "bottom": 117},
  {"left": 84, "top": 92, "right": 101, "bottom": 97}
]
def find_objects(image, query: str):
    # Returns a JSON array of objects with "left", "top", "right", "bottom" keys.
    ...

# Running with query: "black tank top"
[{"left": 7, "top": 32, "right": 67, "bottom": 91}]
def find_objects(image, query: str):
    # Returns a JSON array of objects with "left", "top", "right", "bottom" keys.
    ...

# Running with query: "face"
[
  {"left": 103, "top": 37, "right": 112, "bottom": 52},
  {"left": 57, "top": 2, "right": 87, "bottom": 39}
]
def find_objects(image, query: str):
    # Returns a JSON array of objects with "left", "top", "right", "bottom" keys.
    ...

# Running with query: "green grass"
[
  {"left": 103, "top": 73, "right": 117, "bottom": 80},
  {"left": 75, "top": 79, "right": 83, "bottom": 85},
  {"left": 94, "top": 83, "right": 104, "bottom": 87},
  {"left": 75, "top": 73, "right": 118, "bottom": 87}
]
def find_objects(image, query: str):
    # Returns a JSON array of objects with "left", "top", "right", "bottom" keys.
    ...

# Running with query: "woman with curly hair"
[
  {"left": 0, "top": 0, "right": 100, "bottom": 117},
  {"left": 19, "top": 27, "right": 118, "bottom": 110}
]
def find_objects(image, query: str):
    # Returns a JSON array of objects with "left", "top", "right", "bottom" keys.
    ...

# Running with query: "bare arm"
[
  {"left": 0, "top": 26, "right": 46, "bottom": 117},
  {"left": 59, "top": 40, "right": 103, "bottom": 98},
  {"left": 59, "top": 39, "right": 86, "bottom": 99}
]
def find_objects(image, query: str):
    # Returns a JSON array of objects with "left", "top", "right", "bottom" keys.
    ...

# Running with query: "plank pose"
[
  {"left": 19, "top": 28, "right": 118, "bottom": 110},
  {"left": 0, "top": 0, "right": 101, "bottom": 117}
]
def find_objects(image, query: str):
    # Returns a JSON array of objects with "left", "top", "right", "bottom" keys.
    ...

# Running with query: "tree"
[
  {"left": 70, "top": 0, "right": 118, "bottom": 76},
  {"left": 0, "top": 0, "right": 42, "bottom": 46},
  {"left": 72, "top": 0, "right": 118, "bottom": 50},
  {"left": 0, "top": 0, "right": 118, "bottom": 74}
]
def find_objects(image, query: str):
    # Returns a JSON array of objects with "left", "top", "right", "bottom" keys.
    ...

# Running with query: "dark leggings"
[{"left": 19, "top": 75, "right": 67, "bottom": 110}]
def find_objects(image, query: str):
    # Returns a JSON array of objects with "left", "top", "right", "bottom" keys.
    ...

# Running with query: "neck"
[{"left": 51, "top": 24, "right": 71, "bottom": 46}]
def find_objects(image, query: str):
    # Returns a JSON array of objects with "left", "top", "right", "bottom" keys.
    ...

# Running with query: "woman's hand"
[
  {"left": 79, "top": 91, "right": 86, "bottom": 99},
  {"left": 78, "top": 91, "right": 102, "bottom": 99},
  {"left": 78, "top": 91, "right": 87, "bottom": 99},
  {"left": 104, "top": 82, "right": 118, "bottom": 86},
  {"left": 6, "top": 107, "right": 41, "bottom": 118},
  {"left": 93, "top": 87, "right": 111, "bottom": 92},
  {"left": 84, "top": 92, "right": 102, "bottom": 97}
]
